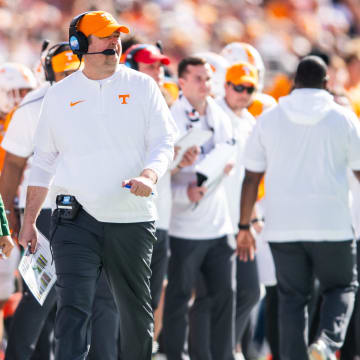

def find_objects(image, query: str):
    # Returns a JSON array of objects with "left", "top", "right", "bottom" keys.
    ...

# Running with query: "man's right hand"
[
  {"left": 187, "top": 183, "right": 207, "bottom": 203},
  {"left": 19, "top": 222, "right": 38, "bottom": 254},
  {"left": 178, "top": 146, "right": 200, "bottom": 168},
  {"left": 236, "top": 229, "right": 256, "bottom": 262}
]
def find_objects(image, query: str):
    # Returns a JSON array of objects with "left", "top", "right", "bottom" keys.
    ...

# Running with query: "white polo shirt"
[
  {"left": 244, "top": 88, "right": 360, "bottom": 242},
  {"left": 216, "top": 97, "right": 255, "bottom": 231},
  {"left": 31, "top": 66, "right": 176, "bottom": 223},
  {"left": 169, "top": 95, "right": 234, "bottom": 239},
  {"left": 1, "top": 84, "right": 52, "bottom": 208}
]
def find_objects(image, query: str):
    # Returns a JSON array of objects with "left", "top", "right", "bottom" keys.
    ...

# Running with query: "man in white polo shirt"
[
  {"left": 19, "top": 11, "right": 176, "bottom": 360},
  {"left": 163, "top": 56, "right": 236, "bottom": 360},
  {"left": 189, "top": 61, "right": 261, "bottom": 359},
  {"left": 2, "top": 42, "right": 121, "bottom": 360},
  {"left": 237, "top": 56, "right": 360, "bottom": 360}
]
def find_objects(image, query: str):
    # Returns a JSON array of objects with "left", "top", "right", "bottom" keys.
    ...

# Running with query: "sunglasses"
[{"left": 229, "top": 83, "right": 256, "bottom": 94}]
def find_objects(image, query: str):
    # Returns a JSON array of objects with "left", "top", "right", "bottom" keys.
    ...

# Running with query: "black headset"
[
  {"left": 69, "top": 12, "right": 90, "bottom": 56},
  {"left": 43, "top": 42, "right": 71, "bottom": 83},
  {"left": 124, "top": 44, "right": 150, "bottom": 70}
]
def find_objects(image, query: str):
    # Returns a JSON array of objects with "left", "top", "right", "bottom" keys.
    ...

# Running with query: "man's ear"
[
  {"left": 178, "top": 77, "right": 185, "bottom": 90},
  {"left": 322, "top": 78, "right": 329, "bottom": 90}
]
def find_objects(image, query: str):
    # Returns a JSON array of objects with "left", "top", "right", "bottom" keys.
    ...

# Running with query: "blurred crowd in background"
[{"left": 1, "top": 0, "right": 360, "bottom": 106}]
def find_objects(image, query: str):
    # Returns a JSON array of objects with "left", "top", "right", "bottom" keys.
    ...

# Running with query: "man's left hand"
[
  {"left": 122, "top": 177, "right": 154, "bottom": 197},
  {"left": 236, "top": 230, "right": 256, "bottom": 262}
]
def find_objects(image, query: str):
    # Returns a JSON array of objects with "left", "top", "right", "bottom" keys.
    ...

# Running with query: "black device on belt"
[{"left": 56, "top": 195, "right": 82, "bottom": 220}]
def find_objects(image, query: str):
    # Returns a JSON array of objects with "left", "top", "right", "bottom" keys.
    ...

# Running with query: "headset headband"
[
  {"left": 44, "top": 42, "right": 71, "bottom": 83},
  {"left": 69, "top": 12, "right": 90, "bottom": 56}
]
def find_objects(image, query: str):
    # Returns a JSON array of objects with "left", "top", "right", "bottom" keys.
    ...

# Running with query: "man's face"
[
  {"left": 138, "top": 61, "right": 164, "bottom": 85},
  {"left": 179, "top": 64, "right": 212, "bottom": 102},
  {"left": 87, "top": 31, "right": 121, "bottom": 67},
  {"left": 224, "top": 81, "right": 256, "bottom": 111}
]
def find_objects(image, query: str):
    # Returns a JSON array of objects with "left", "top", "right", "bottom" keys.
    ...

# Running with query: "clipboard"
[{"left": 171, "top": 128, "right": 213, "bottom": 169}]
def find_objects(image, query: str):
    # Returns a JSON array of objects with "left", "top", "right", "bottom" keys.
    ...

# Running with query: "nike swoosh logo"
[{"left": 70, "top": 100, "right": 85, "bottom": 107}]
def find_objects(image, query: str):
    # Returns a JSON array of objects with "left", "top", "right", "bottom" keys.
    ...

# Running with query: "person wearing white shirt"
[
  {"left": 343, "top": 172, "right": 360, "bottom": 359},
  {"left": 189, "top": 62, "right": 261, "bottom": 359},
  {"left": 162, "top": 56, "right": 236, "bottom": 360},
  {"left": 18, "top": 11, "right": 176, "bottom": 360},
  {"left": 237, "top": 56, "right": 360, "bottom": 360},
  {"left": 1, "top": 42, "right": 122, "bottom": 360}
]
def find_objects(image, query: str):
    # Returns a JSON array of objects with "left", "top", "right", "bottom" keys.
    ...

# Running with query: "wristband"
[
  {"left": 5, "top": 210, "right": 11, "bottom": 215},
  {"left": 238, "top": 223, "right": 250, "bottom": 231}
]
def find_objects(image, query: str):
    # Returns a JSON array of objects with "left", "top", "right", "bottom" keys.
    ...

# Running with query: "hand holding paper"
[
  {"left": 18, "top": 231, "right": 56, "bottom": 305},
  {"left": 177, "top": 146, "right": 200, "bottom": 168},
  {"left": 171, "top": 128, "right": 212, "bottom": 169},
  {"left": 19, "top": 222, "right": 38, "bottom": 254},
  {"left": 223, "top": 162, "right": 235, "bottom": 176}
]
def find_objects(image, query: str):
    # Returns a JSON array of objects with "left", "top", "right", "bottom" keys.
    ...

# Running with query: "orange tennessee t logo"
[
  {"left": 118, "top": 94, "right": 130, "bottom": 104},
  {"left": 70, "top": 100, "right": 85, "bottom": 107}
]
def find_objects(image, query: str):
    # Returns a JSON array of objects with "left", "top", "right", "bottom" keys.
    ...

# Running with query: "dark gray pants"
[
  {"left": 189, "top": 256, "right": 260, "bottom": 358},
  {"left": 341, "top": 240, "right": 360, "bottom": 359},
  {"left": 88, "top": 273, "right": 119, "bottom": 360},
  {"left": 150, "top": 229, "right": 169, "bottom": 310},
  {"left": 270, "top": 240, "right": 358, "bottom": 360},
  {"left": 51, "top": 209, "right": 155, "bottom": 360},
  {"left": 163, "top": 235, "right": 236, "bottom": 360},
  {"left": 5, "top": 209, "right": 56, "bottom": 360},
  {"left": 5, "top": 210, "right": 120, "bottom": 360}
]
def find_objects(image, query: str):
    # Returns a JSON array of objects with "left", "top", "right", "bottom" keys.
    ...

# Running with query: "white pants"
[{"left": 0, "top": 245, "right": 21, "bottom": 300}]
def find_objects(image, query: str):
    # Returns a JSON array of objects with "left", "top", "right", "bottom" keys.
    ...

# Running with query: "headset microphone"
[
  {"left": 41, "top": 39, "right": 50, "bottom": 53},
  {"left": 82, "top": 49, "right": 116, "bottom": 55}
]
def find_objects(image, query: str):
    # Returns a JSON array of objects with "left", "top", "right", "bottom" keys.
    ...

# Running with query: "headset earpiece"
[
  {"left": 69, "top": 12, "right": 90, "bottom": 56},
  {"left": 124, "top": 44, "right": 150, "bottom": 71},
  {"left": 43, "top": 42, "right": 70, "bottom": 83}
]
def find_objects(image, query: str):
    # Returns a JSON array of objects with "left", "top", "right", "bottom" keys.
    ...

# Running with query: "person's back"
[
  {"left": 238, "top": 55, "right": 360, "bottom": 360},
  {"left": 252, "top": 88, "right": 359, "bottom": 241}
]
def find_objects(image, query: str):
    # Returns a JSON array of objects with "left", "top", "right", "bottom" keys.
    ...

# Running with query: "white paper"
[
  {"left": 195, "top": 143, "right": 236, "bottom": 187},
  {"left": 172, "top": 128, "right": 213, "bottom": 169},
  {"left": 18, "top": 232, "right": 56, "bottom": 305}
]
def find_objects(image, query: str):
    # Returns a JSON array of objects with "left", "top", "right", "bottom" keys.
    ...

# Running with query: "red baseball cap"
[{"left": 133, "top": 45, "right": 170, "bottom": 65}]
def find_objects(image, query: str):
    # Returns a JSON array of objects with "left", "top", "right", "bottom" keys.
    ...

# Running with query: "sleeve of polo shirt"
[
  {"left": 31, "top": 91, "right": 59, "bottom": 180},
  {"left": 143, "top": 79, "right": 178, "bottom": 179},
  {"left": 1, "top": 104, "right": 34, "bottom": 158},
  {"left": 347, "top": 112, "right": 360, "bottom": 170},
  {"left": 243, "top": 119, "right": 267, "bottom": 172}
]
